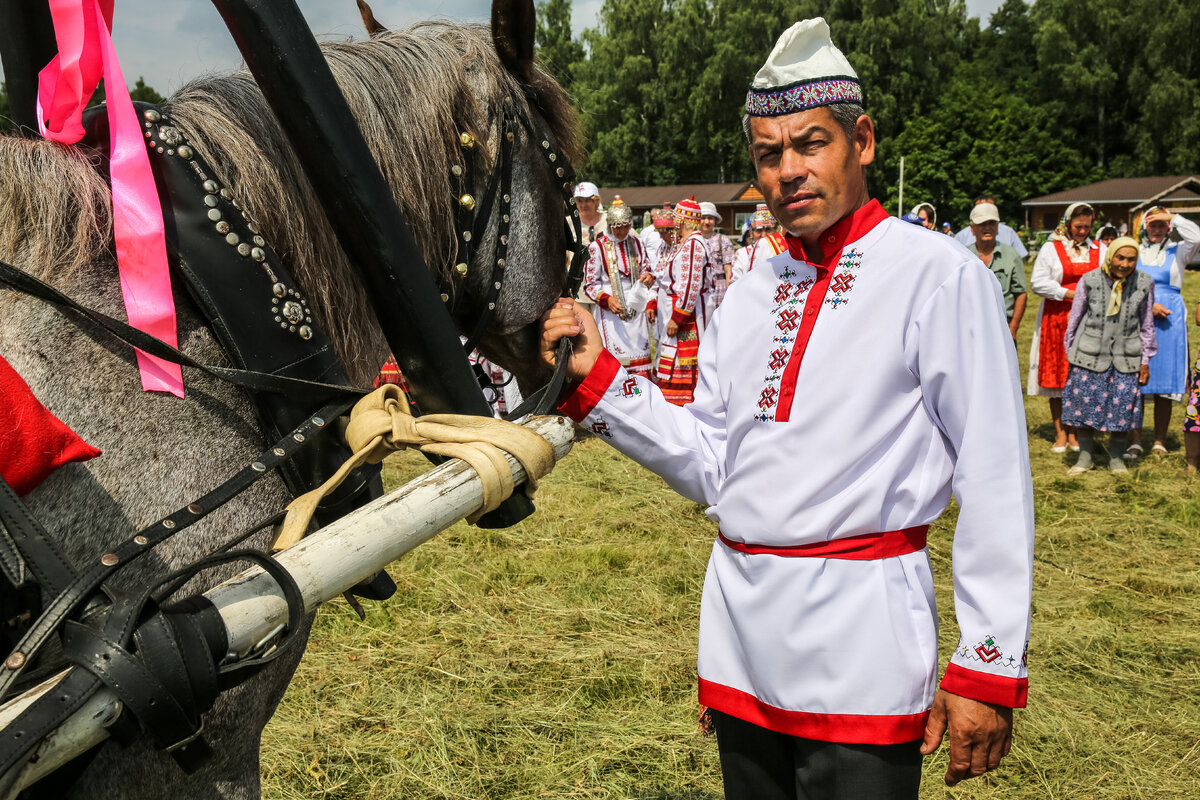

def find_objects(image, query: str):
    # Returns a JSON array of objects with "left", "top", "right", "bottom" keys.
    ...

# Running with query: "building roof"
[
  {"left": 601, "top": 182, "right": 758, "bottom": 208},
  {"left": 1023, "top": 175, "right": 1200, "bottom": 206}
]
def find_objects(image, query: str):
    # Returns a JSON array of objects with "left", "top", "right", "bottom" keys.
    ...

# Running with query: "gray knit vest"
[{"left": 1066, "top": 269, "right": 1151, "bottom": 374}]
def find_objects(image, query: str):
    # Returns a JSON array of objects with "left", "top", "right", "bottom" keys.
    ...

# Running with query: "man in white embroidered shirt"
[{"left": 540, "top": 18, "right": 1033, "bottom": 800}]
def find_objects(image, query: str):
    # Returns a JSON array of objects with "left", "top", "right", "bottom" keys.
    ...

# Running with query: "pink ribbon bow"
[{"left": 37, "top": 0, "right": 184, "bottom": 397}]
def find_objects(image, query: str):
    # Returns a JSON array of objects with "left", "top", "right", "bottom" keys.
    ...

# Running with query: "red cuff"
[
  {"left": 670, "top": 305, "right": 692, "bottom": 326},
  {"left": 940, "top": 663, "right": 1028, "bottom": 708},
  {"left": 646, "top": 299, "right": 657, "bottom": 312},
  {"left": 556, "top": 350, "right": 622, "bottom": 422},
  {"left": 597, "top": 292, "right": 611, "bottom": 305}
]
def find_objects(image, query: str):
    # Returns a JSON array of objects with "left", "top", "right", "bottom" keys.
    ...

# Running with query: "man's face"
[
  {"left": 971, "top": 220, "right": 998, "bottom": 244},
  {"left": 610, "top": 222, "right": 631, "bottom": 241},
  {"left": 748, "top": 107, "right": 875, "bottom": 242},
  {"left": 576, "top": 196, "right": 600, "bottom": 217},
  {"left": 701, "top": 215, "right": 717, "bottom": 234},
  {"left": 1068, "top": 215, "right": 1093, "bottom": 244}
]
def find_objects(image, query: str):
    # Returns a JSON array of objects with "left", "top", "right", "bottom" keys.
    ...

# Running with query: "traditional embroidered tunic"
[
  {"left": 730, "top": 233, "right": 787, "bottom": 283},
  {"left": 701, "top": 232, "right": 736, "bottom": 317},
  {"left": 1139, "top": 215, "right": 1200, "bottom": 398},
  {"left": 1028, "top": 238, "right": 1103, "bottom": 397},
  {"left": 584, "top": 232, "right": 654, "bottom": 376},
  {"left": 654, "top": 231, "right": 711, "bottom": 404},
  {"left": 559, "top": 201, "right": 1033, "bottom": 744}
]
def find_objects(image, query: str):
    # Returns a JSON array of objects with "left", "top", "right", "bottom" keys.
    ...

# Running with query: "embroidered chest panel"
[{"left": 753, "top": 249, "right": 864, "bottom": 423}]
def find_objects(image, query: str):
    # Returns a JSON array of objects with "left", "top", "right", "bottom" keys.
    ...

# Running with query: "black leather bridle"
[{"left": 445, "top": 92, "right": 587, "bottom": 417}]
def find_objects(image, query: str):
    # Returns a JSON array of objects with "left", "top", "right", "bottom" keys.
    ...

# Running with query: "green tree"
[
  {"left": 536, "top": 0, "right": 585, "bottom": 90},
  {"left": 886, "top": 63, "right": 1098, "bottom": 226},
  {"left": 129, "top": 77, "right": 166, "bottom": 106},
  {"left": 572, "top": 0, "right": 673, "bottom": 184}
]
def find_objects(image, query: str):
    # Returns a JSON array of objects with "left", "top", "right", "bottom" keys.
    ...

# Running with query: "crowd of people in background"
[
  {"left": 565, "top": 183, "right": 1200, "bottom": 475},
  {"left": 571, "top": 182, "right": 787, "bottom": 407},
  {"left": 372, "top": 180, "right": 1200, "bottom": 476}
]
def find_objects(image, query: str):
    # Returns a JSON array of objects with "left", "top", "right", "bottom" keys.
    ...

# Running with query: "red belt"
[{"left": 717, "top": 525, "right": 928, "bottom": 560}]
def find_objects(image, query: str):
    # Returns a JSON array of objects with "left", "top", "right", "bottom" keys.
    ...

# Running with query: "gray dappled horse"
[{"left": 0, "top": 2, "right": 580, "bottom": 796}]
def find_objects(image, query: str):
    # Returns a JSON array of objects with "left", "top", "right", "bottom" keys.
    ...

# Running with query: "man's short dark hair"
[{"left": 974, "top": 194, "right": 996, "bottom": 204}]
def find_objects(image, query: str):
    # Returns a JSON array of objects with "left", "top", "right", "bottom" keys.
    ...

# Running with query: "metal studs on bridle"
[
  {"left": 142, "top": 107, "right": 315, "bottom": 341},
  {"left": 446, "top": 94, "right": 584, "bottom": 357}
]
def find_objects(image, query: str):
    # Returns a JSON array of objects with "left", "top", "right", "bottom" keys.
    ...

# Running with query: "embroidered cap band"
[{"left": 746, "top": 19, "right": 862, "bottom": 118}]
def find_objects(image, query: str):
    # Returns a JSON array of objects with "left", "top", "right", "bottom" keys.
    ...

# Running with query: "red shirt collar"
[{"left": 783, "top": 199, "right": 889, "bottom": 268}]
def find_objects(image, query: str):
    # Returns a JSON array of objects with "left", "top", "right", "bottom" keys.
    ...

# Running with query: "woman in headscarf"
[
  {"left": 1029, "top": 202, "right": 1103, "bottom": 452},
  {"left": 1061, "top": 237, "right": 1156, "bottom": 474},
  {"left": 1126, "top": 206, "right": 1200, "bottom": 458}
]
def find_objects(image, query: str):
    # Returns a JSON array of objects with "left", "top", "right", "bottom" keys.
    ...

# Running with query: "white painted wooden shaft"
[{"left": 0, "top": 415, "right": 574, "bottom": 794}]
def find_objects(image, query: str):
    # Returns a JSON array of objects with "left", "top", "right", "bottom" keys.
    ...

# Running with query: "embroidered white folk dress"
[
  {"left": 584, "top": 232, "right": 654, "bottom": 376},
  {"left": 560, "top": 200, "right": 1034, "bottom": 744}
]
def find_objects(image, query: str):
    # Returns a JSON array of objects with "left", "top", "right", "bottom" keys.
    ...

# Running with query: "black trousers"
[{"left": 712, "top": 710, "right": 923, "bottom": 800}]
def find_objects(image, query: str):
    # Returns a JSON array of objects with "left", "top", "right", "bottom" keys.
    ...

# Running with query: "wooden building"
[{"left": 1022, "top": 175, "right": 1200, "bottom": 233}]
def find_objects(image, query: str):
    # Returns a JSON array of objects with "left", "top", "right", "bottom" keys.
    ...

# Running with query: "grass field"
[{"left": 261, "top": 262, "right": 1200, "bottom": 799}]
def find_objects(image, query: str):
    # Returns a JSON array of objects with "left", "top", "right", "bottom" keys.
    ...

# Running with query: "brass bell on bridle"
[
  {"left": 460, "top": 132, "right": 475, "bottom": 148},
  {"left": 455, "top": 263, "right": 469, "bottom": 278},
  {"left": 459, "top": 194, "right": 477, "bottom": 212}
]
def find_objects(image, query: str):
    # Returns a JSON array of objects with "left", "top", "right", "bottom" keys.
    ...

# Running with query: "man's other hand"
[{"left": 920, "top": 689, "right": 1013, "bottom": 786}]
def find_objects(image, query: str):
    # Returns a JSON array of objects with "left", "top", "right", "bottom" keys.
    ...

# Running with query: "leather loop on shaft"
[{"left": 273, "top": 385, "right": 556, "bottom": 549}]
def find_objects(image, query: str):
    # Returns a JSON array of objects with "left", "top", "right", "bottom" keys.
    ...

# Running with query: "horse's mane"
[{"left": 0, "top": 22, "right": 581, "bottom": 384}]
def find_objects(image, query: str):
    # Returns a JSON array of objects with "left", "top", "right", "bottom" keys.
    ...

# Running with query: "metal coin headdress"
[{"left": 607, "top": 195, "right": 633, "bottom": 227}]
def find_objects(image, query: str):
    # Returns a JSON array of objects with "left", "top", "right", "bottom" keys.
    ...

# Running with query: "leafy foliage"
[{"left": 536, "top": 0, "right": 1200, "bottom": 231}]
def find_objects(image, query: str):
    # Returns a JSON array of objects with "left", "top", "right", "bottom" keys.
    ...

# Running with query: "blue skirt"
[
  {"left": 1062, "top": 364, "right": 1143, "bottom": 431},
  {"left": 1143, "top": 286, "right": 1188, "bottom": 395}
]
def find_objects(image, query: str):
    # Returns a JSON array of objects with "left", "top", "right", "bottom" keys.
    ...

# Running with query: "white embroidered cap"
[{"left": 746, "top": 18, "right": 862, "bottom": 118}]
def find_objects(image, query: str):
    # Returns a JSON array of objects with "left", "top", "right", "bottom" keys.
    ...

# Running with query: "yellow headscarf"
[{"left": 1101, "top": 236, "right": 1139, "bottom": 317}]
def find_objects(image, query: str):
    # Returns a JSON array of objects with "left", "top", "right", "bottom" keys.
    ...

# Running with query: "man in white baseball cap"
[
  {"left": 968, "top": 202, "right": 1027, "bottom": 340},
  {"left": 542, "top": 19, "right": 1032, "bottom": 798}
]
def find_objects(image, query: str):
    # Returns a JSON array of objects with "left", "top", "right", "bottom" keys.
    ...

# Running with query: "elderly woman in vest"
[{"left": 1062, "top": 237, "right": 1156, "bottom": 475}]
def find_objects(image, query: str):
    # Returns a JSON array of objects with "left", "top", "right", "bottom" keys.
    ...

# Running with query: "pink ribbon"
[{"left": 37, "top": 0, "right": 184, "bottom": 397}]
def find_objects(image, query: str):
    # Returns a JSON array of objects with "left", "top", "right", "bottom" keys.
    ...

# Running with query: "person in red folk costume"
[
  {"left": 1028, "top": 202, "right": 1102, "bottom": 453},
  {"left": 652, "top": 196, "right": 712, "bottom": 404},
  {"left": 583, "top": 197, "right": 655, "bottom": 377},
  {"left": 540, "top": 17, "right": 1033, "bottom": 799}
]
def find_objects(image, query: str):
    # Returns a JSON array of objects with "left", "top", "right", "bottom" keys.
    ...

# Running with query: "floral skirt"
[
  {"left": 1062, "top": 364, "right": 1142, "bottom": 432},
  {"left": 1183, "top": 350, "right": 1200, "bottom": 433}
]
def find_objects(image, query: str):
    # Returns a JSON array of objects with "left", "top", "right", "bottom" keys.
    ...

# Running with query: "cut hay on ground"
[{"left": 261, "top": 264, "right": 1200, "bottom": 799}]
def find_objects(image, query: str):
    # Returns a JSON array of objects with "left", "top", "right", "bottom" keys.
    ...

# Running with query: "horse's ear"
[
  {"left": 356, "top": 0, "right": 388, "bottom": 36},
  {"left": 491, "top": 0, "right": 536, "bottom": 81}
]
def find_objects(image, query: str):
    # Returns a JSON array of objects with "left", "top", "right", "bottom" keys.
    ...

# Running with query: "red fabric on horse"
[{"left": 0, "top": 355, "right": 101, "bottom": 495}]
